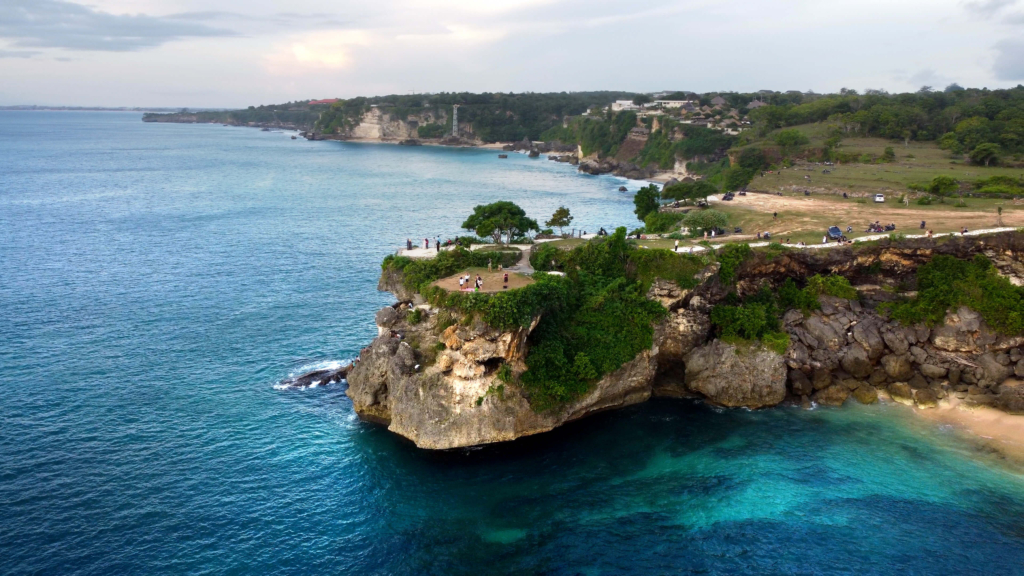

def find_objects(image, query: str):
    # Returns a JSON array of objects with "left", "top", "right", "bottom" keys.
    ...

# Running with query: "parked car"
[
  {"left": 827, "top": 226, "right": 843, "bottom": 240},
  {"left": 874, "top": 194, "right": 885, "bottom": 203}
]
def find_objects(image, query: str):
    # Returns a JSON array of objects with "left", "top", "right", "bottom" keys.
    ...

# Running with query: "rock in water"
[
  {"left": 279, "top": 364, "right": 350, "bottom": 389},
  {"left": 683, "top": 340, "right": 787, "bottom": 408}
]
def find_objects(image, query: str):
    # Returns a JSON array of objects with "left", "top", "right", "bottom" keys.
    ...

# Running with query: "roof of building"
[
  {"left": 711, "top": 96, "right": 727, "bottom": 105},
  {"left": 748, "top": 99, "right": 768, "bottom": 108}
]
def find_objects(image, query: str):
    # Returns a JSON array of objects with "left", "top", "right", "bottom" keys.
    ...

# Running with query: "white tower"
[{"left": 452, "top": 104, "right": 460, "bottom": 138}]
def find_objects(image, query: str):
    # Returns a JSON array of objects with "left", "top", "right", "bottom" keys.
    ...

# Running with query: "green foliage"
[
  {"left": 717, "top": 243, "right": 752, "bottom": 284},
  {"left": 530, "top": 243, "right": 564, "bottom": 272},
  {"left": 643, "top": 211, "right": 685, "bottom": 233},
  {"left": 496, "top": 363, "right": 513, "bottom": 384},
  {"left": 723, "top": 167, "right": 755, "bottom": 191},
  {"left": 408, "top": 308, "right": 423, "bottom": 324},
  {"left": 662, "top": 180, "right": 717, "bottom": 202},
  {"left": 970, "top": 142, "right": 1001, "bottom": 166},
  {"left": 633, "top": 184, "right": 661, "bottom": 222},
  {"left": 886, "top": 254, "right": 1024, "bottom": 334},
  {"left": 682, "top": 209, "right": 728, "bottom": 236},
  {"left": 545, "top": 206, "right": 573, "bottom": 234},
  {"left": 773, "top": 128, "right": 810, "bottom": 152},
  {"left": 916, "top": 196, "right": 934, "bottom": 205},
  {"left": 462, "top": 201, "right": 539, "bottom": 244},
  {"left": 777, "top": 278, "right": 820, "bottom": 312},
  {"left": 522, "top": 274, "right": 666, "bottom": 410},
  {"left": 417, "top": 123, "right": 446, "bottom": 138},
  {"left": 928, "top": 175, "right": 960, "bottom": 196},
  {"left": 628, "top": 249, "right": 704, "bottom": 289},
  {"left": 882, "top": 147, "right": 896, "bottom": 162},
  {"left": 805, "top": 274, "right": 858, "bottom": 299},
  {"left": 761, "top": 332, "right": 793, "bottom": 355}
]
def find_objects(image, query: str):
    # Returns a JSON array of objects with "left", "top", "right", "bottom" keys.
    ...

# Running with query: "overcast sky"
[{"left": 2, "top": 0, "right": 1023, "bottom": 107}]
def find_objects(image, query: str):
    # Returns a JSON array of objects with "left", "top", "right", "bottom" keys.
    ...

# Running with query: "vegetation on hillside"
[
  {"left": 746, "top": 86, "right": 1024, "bottom": 162},
  {"left": 315, "top": 92, "right": 637, "bottom": 142},
  {"left": 885, "top": 254, "right": 1024, "bottom": 334}
]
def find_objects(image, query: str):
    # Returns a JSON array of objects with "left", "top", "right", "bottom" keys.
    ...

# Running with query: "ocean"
[{"left": 2, "top": 111, "right": 1024, "bottom": 575}]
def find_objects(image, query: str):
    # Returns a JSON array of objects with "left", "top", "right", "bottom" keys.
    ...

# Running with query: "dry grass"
[{"left": 431, "top": 267, "right": 534, "bottom": 293}]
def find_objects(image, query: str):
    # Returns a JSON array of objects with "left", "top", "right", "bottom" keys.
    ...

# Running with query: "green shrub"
[
  {"left": 717, "top": 243, "right": 752, "bottom": 284},
  {"left": 683, "top": 209, "right": 728, "bottom": 236},
  {"left": 761, "top": 332, "right": 792, "bottom": 355},
  {"left": 644, "top": 211, "right": 685, "bottom": 233},
  {"left": 408, "top": 308, "right": 423, "bottom": 324},
  {"left": 916, "top": 196, "right": 934, "bottom": 205},
  {"left": 886, "top": 254, "right": 1024, "bottom": 334},
  {"left": 805, "top": 274, "right": 858, "bottom": 299}
]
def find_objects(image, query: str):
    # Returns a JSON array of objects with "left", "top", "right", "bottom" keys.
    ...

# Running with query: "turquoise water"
[{"left": 2, "top": 112, "right": 1024, "bottom": 575}]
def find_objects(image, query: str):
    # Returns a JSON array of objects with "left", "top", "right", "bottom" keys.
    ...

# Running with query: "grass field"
[{"left": 740, "top": 129, "right": 1023, "bottom": 196}]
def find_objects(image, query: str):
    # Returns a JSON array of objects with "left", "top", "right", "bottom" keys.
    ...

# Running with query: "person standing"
[
  {"left": 436, "top": 236, "right": 440, "bottom": 252},
  {"left": 674, "top": 240, "right": 679, "bottom": 252},
  {"left": 406, "top": 238, "right": 412, "bottom": 251}
]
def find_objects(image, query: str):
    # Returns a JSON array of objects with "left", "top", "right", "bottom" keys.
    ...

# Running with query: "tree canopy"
[
  {"left": 633, "top": 184, "right": 661, "bottom": 222},
  {"left": 545, "top": 206, "right": 573, "bottom": 234},
  {"left": 462, "top": 201, "right": 539, "bottom": 244}
]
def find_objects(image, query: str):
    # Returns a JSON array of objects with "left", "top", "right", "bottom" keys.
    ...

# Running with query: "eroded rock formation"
[{"left": 348, "top": 232, "right": 1024, "bottom": 449}]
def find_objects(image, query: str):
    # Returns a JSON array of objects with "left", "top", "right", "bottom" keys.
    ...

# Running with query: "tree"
[
  {"left": 545, "top": 206, "right": 574, "bottom": 235},
  {"left": 969, "top": 143, "right": 1001, "bottom": 166},
  {"left": 683, "top": 209, "right": 728, "bottom": 235},
  {"left": 882, "top": 147, "right": 896, "bottom": 162},
  {"left": 633, "top": 94, "right": 652, "bottom": 107},
  {"left": 724, "top": 167, "right": 755, "bottom": 192},
  {"left": 662, "top": 180, "right": 716, "bottom": 203},
  {"left": 633, "top": 184, "right": 661, "bottom": 222},
  {"left": 773, "top": 128, "right": 810, "bottom": 154},
  {"left": 928, "top": 175, "right": 959, "bottom": 196},
  {"left": 462, "top": 201, "right": 539, "bottom": 244}
]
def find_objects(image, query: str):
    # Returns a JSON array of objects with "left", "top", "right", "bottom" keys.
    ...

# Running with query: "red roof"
[{"left": 309, "top": 99, "right": 339, "bottom": 105}]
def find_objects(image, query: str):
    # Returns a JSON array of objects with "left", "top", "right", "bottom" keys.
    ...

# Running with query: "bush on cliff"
[{"left": 886, "top": 254, "right": 1024, "bottom": 334}]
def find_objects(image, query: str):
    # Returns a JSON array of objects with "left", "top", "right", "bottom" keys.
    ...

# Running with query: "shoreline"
[{"left": 913, "top": 393, "right": 1024, "bottom": 463}]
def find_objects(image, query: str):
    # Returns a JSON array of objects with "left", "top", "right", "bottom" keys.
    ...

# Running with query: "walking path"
[{"left": 395, "top": 227, "right": 1018, "bottom": 264}]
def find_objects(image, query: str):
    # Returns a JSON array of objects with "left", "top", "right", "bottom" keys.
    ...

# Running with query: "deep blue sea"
[{"left": 3, "top": 111, "right": 1024, "bottom": 575}]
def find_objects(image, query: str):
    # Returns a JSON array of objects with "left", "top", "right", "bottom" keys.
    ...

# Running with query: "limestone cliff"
[{"left": 347, "top": 232, "right": 1024, "bottom": 449}]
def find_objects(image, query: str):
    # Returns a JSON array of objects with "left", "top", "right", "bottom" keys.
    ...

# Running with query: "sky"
[{"left": 1, "top": 0, "right": 1024, "bottom": 107}]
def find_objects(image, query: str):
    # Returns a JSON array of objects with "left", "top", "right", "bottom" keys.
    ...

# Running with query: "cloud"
[
  {"left": 0, "top": 48, "right": 39, "bottom": 58},
  {"left": 264, "top": 30, "right": 371, "bottom": 74},
  {"left": 963, "top": 0, "right": 1017, "bottom": 15},
  {"left": 993, "top": 39, "right": 1024, "bottom": 79},
  {"left": 0, "top": 0, "right": 235, "bottom": 52}
]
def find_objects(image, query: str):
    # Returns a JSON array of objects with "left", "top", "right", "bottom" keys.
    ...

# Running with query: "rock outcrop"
[
  {"left": 683, "top": 340, "right": 787, "bottom": 408},
  {"left": 347, "top": 232, "right": 1024, "bottom": 449},
  {"left": 347, "top": 305, "right": 661, "bottom": 449}
]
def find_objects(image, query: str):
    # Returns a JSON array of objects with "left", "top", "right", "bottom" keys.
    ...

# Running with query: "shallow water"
[{"left": 2, "top": 112, "right": 1024, "bottom": 575}]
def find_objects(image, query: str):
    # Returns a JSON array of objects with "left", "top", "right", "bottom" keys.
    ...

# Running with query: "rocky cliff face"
[
  {"left": 347, "top": 233, "right": 1024, "bottom": 449},
  {"left": 346, "top": 303, "right": 661, "bottom": 449}
]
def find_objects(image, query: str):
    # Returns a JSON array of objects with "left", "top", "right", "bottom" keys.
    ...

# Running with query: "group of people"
[
  {"left": 459, "top": 274, "right": 484, "bottom": 292},
  {"left": 406, "top": 237, "right": 442, "bottom": 252}
]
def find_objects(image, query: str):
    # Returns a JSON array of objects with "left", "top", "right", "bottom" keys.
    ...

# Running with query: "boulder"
[
  {"left": 804, "top": 316, "right": 843, "bottom": 351},
  {"left": 812, "top": 367, "right": 832, "bottom": 391},
  {"left": 914, "top": 388, "right": 939, "bottom": 409},
  {"left": 684, "top": 340, "right": 787, "bottom": 408},
  {"left": 909, "top": 345, "right": 928, "bottom": 365},
  {"left": 882, "top": 329, "right": 910, "bottom": 355},
  {"left": 813, "top": 384, "right": 849, "bottom": 406},
  {"left": 888, "top": 382, "right": 914, "bottom": 405},
  {"left": 853, "top": 322, "right": 885, "bottom": 359},
  {"left": 919, "top": 364, "right": 947, "bottom": 379},
  {"left": 1016, "top": 359, "right": 1024, "bottom": 378},
  {"left": 881, "top": 354, "right": 915, "bottom": 381},
  {"left": 979, "top": 353, "right": 1013, "bottom": 384},
  {"left": 908, "top": 373, "right": 929, "bottom": 390},
  {"left": 375, "top": 306, "right": 398, "bottom": 328},
  {"left": 852, "top": 384, "right": 879, "bottom": 404},
  {"left": 869, "top": 368, "right": 889, "bottom": 385},
  {"left": 840, "top": 345, "right": 873, "bottom": 378}
]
